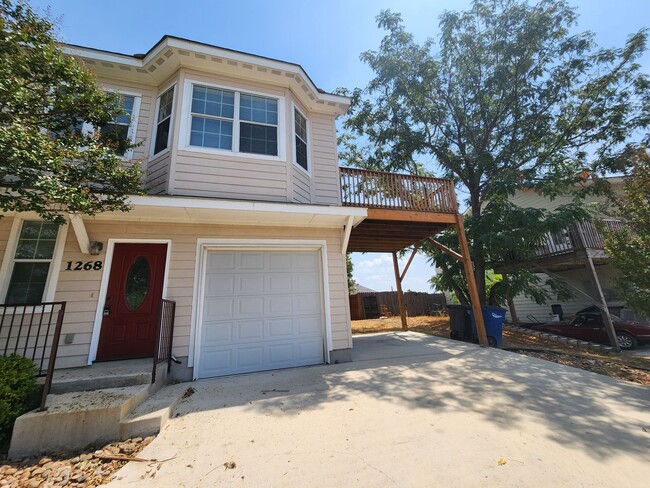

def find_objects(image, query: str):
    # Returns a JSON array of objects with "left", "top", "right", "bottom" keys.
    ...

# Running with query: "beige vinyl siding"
[
  {"left": 508, "top": 265, "right": 621, "bottom": 323},
  {"left": 172, "top": 151, "right": 288, "bottom": 200},
  {"left": 145, "top": 151, "right": 171, "bottom": 194},
  {"left": 310, "top": 113, "right": 341, "bottom": 205},
  {"left": 35, "top": 220, "right": 350, "bottom": 369},
  {"left": 292, "top": 166, "right": 311, "bottom": 203}
]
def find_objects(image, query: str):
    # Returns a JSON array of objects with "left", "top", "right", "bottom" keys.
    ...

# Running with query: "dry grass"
[{"left": 352, "top": 315, "right": 650, "bottom": 386}]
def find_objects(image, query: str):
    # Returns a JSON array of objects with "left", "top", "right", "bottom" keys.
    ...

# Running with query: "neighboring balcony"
[
  {"left": 499, "top": 219, "right": 624, "bottom": 273},
  {"left": 339, "top": 167, "right": 459, "bottom": 252}
]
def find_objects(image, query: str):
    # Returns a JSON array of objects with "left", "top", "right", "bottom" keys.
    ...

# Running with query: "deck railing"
[
  {"left": 0, "top": 302, "right": 66, "bottom": 411},
  {"left": 340, "top": 167, "right": 456, "bottom": 213},
  {"left": 152, "top": 298, "right": 176, "bottom": 384},
  {"left": 534, "top": 219, "right": 624, "bottom": 259}
]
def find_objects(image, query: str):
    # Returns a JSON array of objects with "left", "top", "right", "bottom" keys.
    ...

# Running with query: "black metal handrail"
[
  {"left": 152, "top": 299, "right": 176, "bottom": 384},
  {"left": 0, "top": 301, "right": 66, "bottom": 411}
]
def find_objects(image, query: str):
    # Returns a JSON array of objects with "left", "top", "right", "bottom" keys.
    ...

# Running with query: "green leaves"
[
  {"left": 340, "top": 0, "right": 650, "bottom": 304},
  {"left": 603, "top": 148, "right": 650, "bottom": 317},
  {"left": 0, "top": 0, "right": 142, "bottom": 223}
]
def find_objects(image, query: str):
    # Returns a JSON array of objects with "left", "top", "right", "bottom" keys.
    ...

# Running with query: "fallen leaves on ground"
[{"left": 0, "top": 436, "right": 155, "bottom": 487}]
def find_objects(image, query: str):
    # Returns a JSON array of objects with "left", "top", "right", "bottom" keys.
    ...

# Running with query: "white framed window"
[
  {"left": 0, "top": 219, "right": 68, "bottom": 305},
  {"left": 99, "top": 91, "right": 141, "bottom": 158},
  {"left": 152, "top": 85, "right": 175, "bottom": 156},
  {"left": 179, "top": 79, "right": 285, "bottom": 160},
  {"left": 293, "top": 107, "right": 310, "bottom": 173}
]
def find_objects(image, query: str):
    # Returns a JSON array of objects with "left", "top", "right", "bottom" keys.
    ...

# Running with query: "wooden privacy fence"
[{"left": 350, "top": 291, "right": 447, "bottom": 320}]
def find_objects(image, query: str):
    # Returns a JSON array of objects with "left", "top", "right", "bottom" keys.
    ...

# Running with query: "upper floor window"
[
  {"left": 153, "top": 86, "right": 175, "bottom": 155},
  {"left": 1, "top": 220, "right": 65, "bottom": 305},
  {"left": 294, "top": 108, "right": 309, "bottom": 171},
  {"left": 100, "top": 94, "right": 137, "bottom": 157},
  {"left": 187, "top": 83, "right": 279, "bottom": 157}
]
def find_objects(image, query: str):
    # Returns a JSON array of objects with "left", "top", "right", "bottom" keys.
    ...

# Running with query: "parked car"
[{"left": 535, "top": 306, "right": 650, "bottom": 350}]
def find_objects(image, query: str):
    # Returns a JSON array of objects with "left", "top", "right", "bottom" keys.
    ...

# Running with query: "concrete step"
[
  {"left": 50, "top": 359, "right": 153, "bottom": 394},
  {"left": 9, "top": 383, "right": 155, "bottom": 460},
  {"left": 120, "top": 383, "right": 189, "bottom": 439},
  {"left": 49, "top": 371, "right": 152, "bottom": 394}
]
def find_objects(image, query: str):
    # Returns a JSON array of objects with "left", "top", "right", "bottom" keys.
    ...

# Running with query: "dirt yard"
[{"left": 352, "top": 316, "right": 650, "bottom": 386}]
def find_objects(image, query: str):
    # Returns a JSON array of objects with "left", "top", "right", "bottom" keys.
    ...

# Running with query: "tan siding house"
[{"left": 0, "top": 36, "right": 366, "bottom": 381}]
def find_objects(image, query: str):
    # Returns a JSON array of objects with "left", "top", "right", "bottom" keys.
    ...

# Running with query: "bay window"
[{"left": 186, "top": 83, "right": 280, "bottom": 157}]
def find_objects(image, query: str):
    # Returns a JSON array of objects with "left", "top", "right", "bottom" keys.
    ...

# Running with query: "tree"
[
  {"left": 340, "top": 0, "right": 650, "bottom": 305},
  {"left": 0, "top": 0, "right": 142, "bottom": 224},
  {"left": 603, "top": 148, "right": 650, "bottom": 317},
  {"left": 346, "top": 253, "right": 358, "bottom": 293}
]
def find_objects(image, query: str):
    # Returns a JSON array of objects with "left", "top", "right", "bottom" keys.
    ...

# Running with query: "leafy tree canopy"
[
  {"left": 340, "top": 0, "right": 650, "bottom": 305},
  {"left": 603, "top": 148, "right": 650, "bottom": 317},
  {"left": 0, "top": 0, "right": 142, "bottom": 224}
]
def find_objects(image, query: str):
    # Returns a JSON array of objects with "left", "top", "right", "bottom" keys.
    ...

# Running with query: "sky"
[{"left": 28, "top": 0, "right": 650, "bottom": 292}]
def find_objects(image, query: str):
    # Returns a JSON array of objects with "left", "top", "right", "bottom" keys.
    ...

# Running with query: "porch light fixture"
[{"left": 89, "top": 241, "right": 103, "bottom": 255}]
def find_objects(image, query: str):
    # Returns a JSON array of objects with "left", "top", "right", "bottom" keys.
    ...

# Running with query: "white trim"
[
  {"left": 70, "top": 216, "right": 91, "bottom": 254},
  {"left": 87, "top": 239, "right": 172, "bottom": 365},
  {"left": 127, "top": 194, "right": 367, "bottom": 218},
  {"left": 291, "top": 103, "right": 311, "bottom": 177},
  {"left": 178, "top": 78, "right": 286, "bottom": 162},
  {"left": 150, "top": 81, "right": 177, "bottom": 158},
  {"left": 188, "top": 239, "right": 333, "bottom": 378},
  {"left": 63, "top": 40, "right": 351, "bottom": 108},
  {"left": 99, "top": 88, "right": 142, "bottom": 160},
  {"left": 0, "top": 216, "right": 68, "bottom": 304},
  {"left": 341, "top": 216, "right": 354, "bottom": 255}
]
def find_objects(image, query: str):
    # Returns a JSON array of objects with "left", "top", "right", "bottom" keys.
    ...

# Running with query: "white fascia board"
[
  {"left": 128, "top": 195, "right": 366, "bottom": 218},
  {"left": 62, "top": 45, "right": 143, "bottom": 67},
  {"left": 86, "top": 195, "right": 367, "bottom": 228},
  {"left": 162, "top": 38, "right": 350, "bottom": 107}
]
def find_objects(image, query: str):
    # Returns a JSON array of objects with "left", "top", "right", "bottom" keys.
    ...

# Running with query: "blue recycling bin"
[{"left": 468, "top": 306, "right": 506, "bottom": 347}]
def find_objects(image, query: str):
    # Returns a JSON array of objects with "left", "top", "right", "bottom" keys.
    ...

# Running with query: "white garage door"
[{"left": 198, "top": 250, "right": 325, "bottom": 378}]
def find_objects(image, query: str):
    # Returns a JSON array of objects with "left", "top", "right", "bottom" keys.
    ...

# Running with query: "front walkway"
[{"left": 110, "top": 332, "right": 650, "bottom": 487}]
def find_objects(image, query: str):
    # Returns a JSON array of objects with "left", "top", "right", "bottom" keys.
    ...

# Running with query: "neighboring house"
[
  {"left": 502, "top": 180, "right": 645, "bottom": 324},
  {"left": 0, "top": 36, "right": 464, "bottom": 384}
]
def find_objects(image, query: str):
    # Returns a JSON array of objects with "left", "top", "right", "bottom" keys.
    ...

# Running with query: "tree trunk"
[{"left": 470, "top": 195, "right": 487, "bottom": 305}]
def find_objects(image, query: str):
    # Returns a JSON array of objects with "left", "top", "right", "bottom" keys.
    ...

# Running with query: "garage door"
[{"left": 198, "top": 250, "right": 325, "bottom": 378}]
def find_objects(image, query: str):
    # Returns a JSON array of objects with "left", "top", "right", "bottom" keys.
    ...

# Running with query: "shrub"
[{"left": 0, "top": 354, "right": 39, "bottom": 445}]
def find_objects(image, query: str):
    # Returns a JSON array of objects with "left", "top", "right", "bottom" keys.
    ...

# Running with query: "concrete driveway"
[{"left": 110, "top": 332, "right": 650, "bottom": 487}]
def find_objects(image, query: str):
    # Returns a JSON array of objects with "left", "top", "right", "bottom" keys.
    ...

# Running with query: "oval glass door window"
[{"left": 125, "top": 256, "right": 151, "bottom": 310}]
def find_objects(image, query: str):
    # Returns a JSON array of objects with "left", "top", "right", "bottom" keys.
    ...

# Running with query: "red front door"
[{"left": 96, "top": 243, "right": 167, "bottom": 361}]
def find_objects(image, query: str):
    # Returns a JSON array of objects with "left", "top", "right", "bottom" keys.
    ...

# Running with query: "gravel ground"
[{"left": 0, "top": 437, "right": 156, "bottom": 487}]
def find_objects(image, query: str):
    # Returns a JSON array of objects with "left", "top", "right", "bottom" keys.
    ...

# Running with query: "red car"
[{"left": 537, "top": 306, "right": 650, "bottom": 350}]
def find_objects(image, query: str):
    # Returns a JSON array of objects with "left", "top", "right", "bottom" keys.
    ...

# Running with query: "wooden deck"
[{"left": 340, "top": 167, "right": 458, "bottom": 252}]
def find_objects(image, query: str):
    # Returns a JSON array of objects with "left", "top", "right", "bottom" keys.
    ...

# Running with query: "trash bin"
[
  {"left": 468, "top": 306, "right": 507, "bottom": 347},
  {"left": 447, "top": 305, "right": 473, "bottom": 341}
]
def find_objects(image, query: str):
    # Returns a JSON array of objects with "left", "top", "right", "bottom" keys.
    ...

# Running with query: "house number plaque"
[{"left": 65, "top": 261, "right": 103, "bottom": 271}]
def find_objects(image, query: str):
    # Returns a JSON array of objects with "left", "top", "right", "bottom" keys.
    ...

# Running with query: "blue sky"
[{"left": 30, "top": 0, "right": 650, "bottom": 292}]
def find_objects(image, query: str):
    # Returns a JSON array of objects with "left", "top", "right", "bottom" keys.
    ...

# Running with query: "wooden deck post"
[
  {"left": 587, "top": 255, "right": 621, "bottom": 352},
  {"left": 392, "top": 251, "right": 408, "bottom": 330},
  {"left": 454, "top": 214, "right": 489, "bottom": 347}
]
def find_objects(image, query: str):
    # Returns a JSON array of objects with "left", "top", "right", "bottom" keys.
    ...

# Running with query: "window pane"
[
  {"left": 158, "top": 88, "right": 174, "bottom": 122},
  {"left": 100, "top": 123, "right": 130, "bottom": 156},
  {"left": 125, "top": 256, "right": 150, "bottom": 311},
  {"left": 5, "top": 262, "right": 50, "bottom": 304},
  {"left": 296, "top": 136, "right": 308, "bottom": 170},
  {"left": 190, "top": 116, "right": 233, "bottom": 150},
  {"left": 15, "top": 222, "right": 58, "bottom": 259},
  {"left": 240, "top": 94, "right": 277, "bottom": 125},
  {"left": 295, "top": 110, "right": 307, "bottom": 141},
  {"left": 114, "top": 95, "right": 135, "bottom": 125},
  {"left": 154, "top": 117, "right": 171, "bottom": 155},
  {"left": 191, "top": 85, "right": 234, "bottom": 119},
  {"left": 240, "top": 123, "right": 277, "bottom": 156}
]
